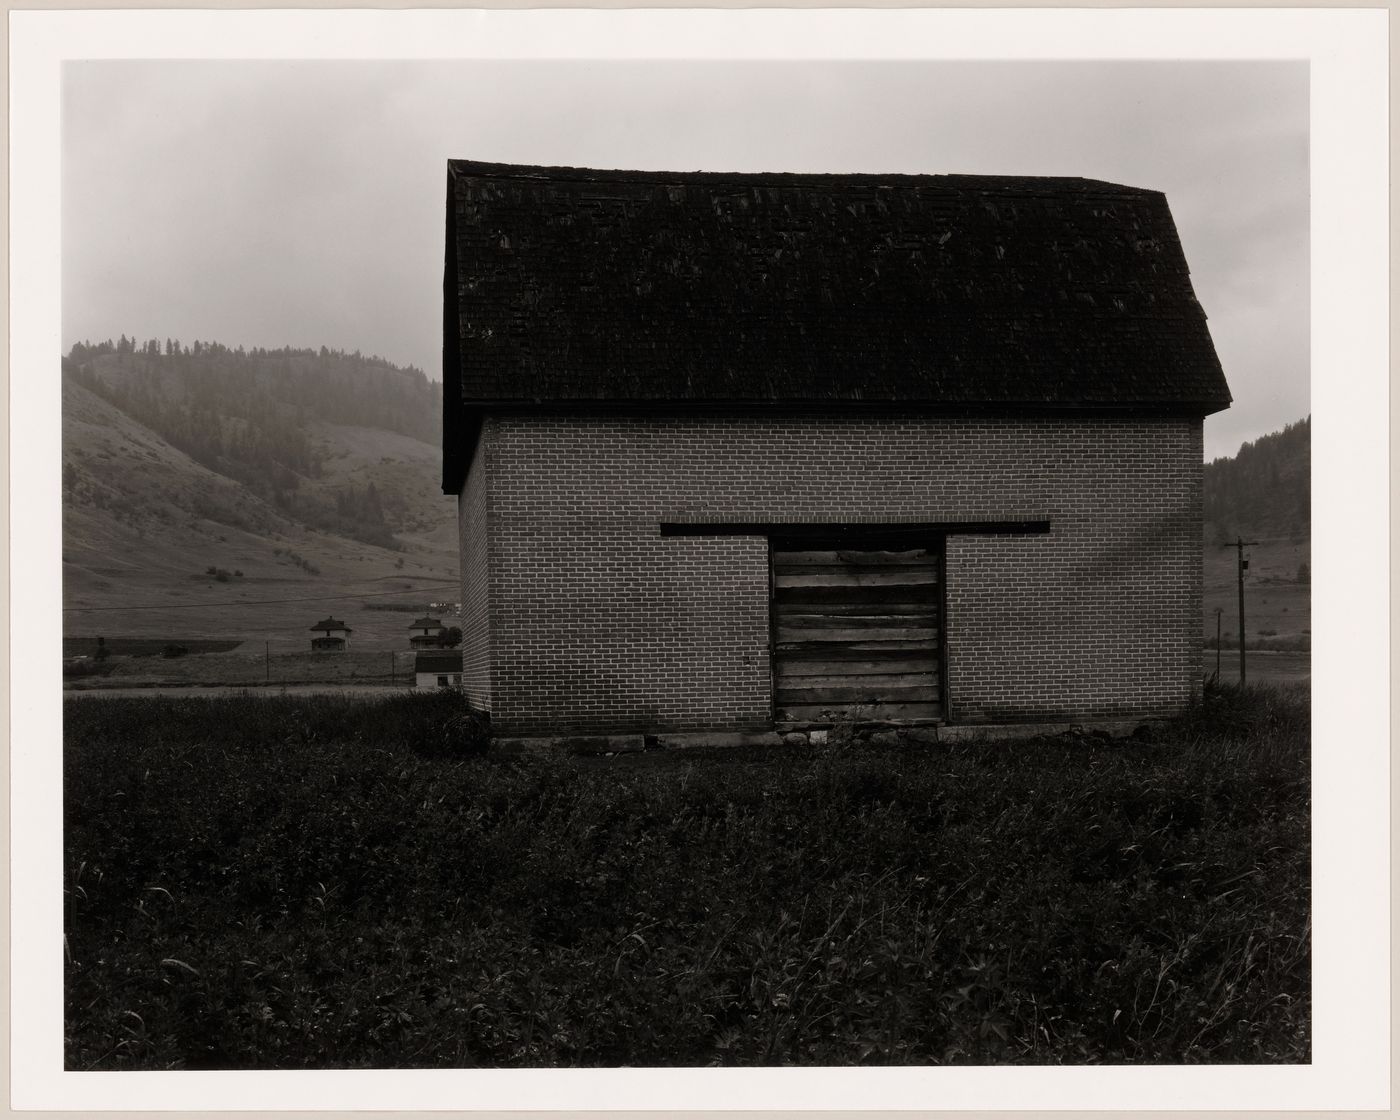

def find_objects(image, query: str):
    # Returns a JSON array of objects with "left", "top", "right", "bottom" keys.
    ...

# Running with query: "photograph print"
[{"left": 59, "top": 54, "right": 1311, "bottom": 1071}]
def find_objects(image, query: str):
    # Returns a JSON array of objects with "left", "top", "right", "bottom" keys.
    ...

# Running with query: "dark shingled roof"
[
  {"left": 410, "top": 616, "right": 443, "bottom": 629},
  {"left": 310, "top": 618, "right": 351, "bottom": 632},
  {"left": 443, "top": 160, "right": 1230, "bottom": 488},
  {"left": 416, "top": 651, "right": 463, "bottom": 674}
]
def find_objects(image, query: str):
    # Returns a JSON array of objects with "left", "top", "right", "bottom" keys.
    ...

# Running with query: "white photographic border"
[{"left": 9, "top": 7, "right": 1389, "bottom": 1112}]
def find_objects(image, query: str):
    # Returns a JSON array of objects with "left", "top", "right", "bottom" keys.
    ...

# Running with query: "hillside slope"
[
  {"left": 62, "top": 343, "right": 459, "bottom": 648},
  {"left": 1203, "top": 416, "right": 1310, "bottom": 544}
]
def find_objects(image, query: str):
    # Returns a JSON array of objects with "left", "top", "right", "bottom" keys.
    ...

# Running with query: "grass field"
[
  {"left": 66, "top": 644, "right": 1310, "bottom": 692},
  {"left": 63, "top": 649, "right": 416, "bottom": 690},
  {"left": 1204, "top": 649, "right": 1310, "bottom": 688},
  {"left": 1203, "top": 537, "right": 1310, "bottom": 649},
  {"left": 1201, "top": 537, "right": 1310, "bottom": 686},
  {"left": 64, "top": 686, "right": 1309, "bottom": 1068},
  {"left": 63, "top": 638, "right": 244, "bottom": 659}
]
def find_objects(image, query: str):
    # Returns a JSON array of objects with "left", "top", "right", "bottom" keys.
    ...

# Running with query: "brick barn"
[{"left": 441, "top": 160, "right": 1231, "bottom": 738}]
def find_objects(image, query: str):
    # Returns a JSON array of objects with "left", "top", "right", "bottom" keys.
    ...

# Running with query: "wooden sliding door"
[{"left": 771, "top": 540, "right": 944, "bottom": 724}]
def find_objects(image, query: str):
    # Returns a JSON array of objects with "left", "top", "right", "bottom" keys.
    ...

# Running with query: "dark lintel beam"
[{"left": 659, "top": 521, "right": 1051, "bottom": 540}]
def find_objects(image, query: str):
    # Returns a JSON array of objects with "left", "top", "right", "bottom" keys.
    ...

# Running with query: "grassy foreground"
[{"left": 64, "top": 687, "right": 1309, "bottom": 1068}]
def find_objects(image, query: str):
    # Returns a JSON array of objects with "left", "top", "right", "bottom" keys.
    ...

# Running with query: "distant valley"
[
  {"left": 62, "top": 339, "right": 459, "bottom": 653},
  {"left": 61, "top": 337, "right": 1310, "bottom": 682}
]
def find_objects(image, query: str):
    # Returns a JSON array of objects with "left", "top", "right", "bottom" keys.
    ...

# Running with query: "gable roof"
[
  {"left": 410, "top": 616, "right": 443, "bottom": 629},
  {"left": 444, "top": 160, "right": 1230, "bottom": 487},
  {"left": 310, "top": 618, "right": 351, "bottom": 632}
]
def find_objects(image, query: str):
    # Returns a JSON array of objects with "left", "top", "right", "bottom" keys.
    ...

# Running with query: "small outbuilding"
[
  {"left": 415, "top": 650, "right": 463, "bottom": 691},
  {"left": 408, "top": 616, "right": 446, "bottom": 648},
  {"left": 309, "top": 617, "right": 352, "bottom": 653},
  {"left": 441, "top": 161, "right": 1231, "bottom": 737}
]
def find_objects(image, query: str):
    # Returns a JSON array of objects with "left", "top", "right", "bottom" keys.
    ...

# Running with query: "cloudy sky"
[{"left": 62, "top": 59, "right": 1307, "bottom": 461}]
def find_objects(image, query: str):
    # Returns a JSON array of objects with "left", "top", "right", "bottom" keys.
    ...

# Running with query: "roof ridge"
[{"left": 446, "top": 159, "right": 1156, "bottom": 195}]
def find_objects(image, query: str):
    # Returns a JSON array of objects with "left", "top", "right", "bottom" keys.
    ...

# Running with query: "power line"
[{"left": 63, "top": 580, "right": 459, "bottom": 612}]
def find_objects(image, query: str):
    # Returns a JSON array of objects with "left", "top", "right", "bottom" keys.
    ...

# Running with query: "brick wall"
[
  {"left": 457, "top": 433, "right": 492, "bottom": 709},
  {"left": 467, "top": 414, "right": 1203, "bottom": 734}
]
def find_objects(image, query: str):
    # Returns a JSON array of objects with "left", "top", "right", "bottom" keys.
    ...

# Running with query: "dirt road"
[{"left": 64, "top": 684, "right": 414, "bottom": 700}]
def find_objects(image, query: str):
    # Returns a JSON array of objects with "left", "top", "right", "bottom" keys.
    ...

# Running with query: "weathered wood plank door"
[{"left": 771, "top": 541, "right": 944, "bottom": 724}]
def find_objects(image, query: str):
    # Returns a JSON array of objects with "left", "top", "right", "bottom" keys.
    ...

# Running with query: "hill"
[
  {"left": 1203, "top": 416, "right": 1310, "bottom": 544},
  {"left": 64, "top": 338, "right": 441, "bottom": 547},
  {"left": 1201, "top": 417, "right": 1310, "bottom": 668},
  {"left": 62, "top": 339, "right": 459, "bottom": 649}
]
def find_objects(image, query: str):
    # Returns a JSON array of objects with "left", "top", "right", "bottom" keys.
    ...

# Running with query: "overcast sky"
[{"left": 62, "top": 60, "right": 1307, "bottom": 461}]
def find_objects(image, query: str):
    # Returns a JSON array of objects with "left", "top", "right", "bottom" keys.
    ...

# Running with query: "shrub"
[{"left": 438, "top": 627, "right": 463, "bottom": 649}]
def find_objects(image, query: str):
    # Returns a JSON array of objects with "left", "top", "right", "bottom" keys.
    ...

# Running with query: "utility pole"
[
  {"left": 390, "top": 651, "right": 395, "bottom": 685},
  {"left": 1223, "top": 537, "right": 1259, "bottom": 686},
  {"left": 265, "top": 641, "right": 270, "bottom": 685},
  {"left": 1214, "top": 608, "right": 1222, "bottom": 680}
]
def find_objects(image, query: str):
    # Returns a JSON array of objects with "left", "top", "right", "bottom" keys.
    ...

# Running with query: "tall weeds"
[{"left": 64, "top": 685, "right": 1308, "bottom": 1067}]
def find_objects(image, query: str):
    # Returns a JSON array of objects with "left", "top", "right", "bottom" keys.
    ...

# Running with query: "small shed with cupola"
[
  {"left": 309, "top": 617, "right": 352, "bottom": 653},
  {"left": 408, "top": 615, "right": 446, "bottom": 649}
]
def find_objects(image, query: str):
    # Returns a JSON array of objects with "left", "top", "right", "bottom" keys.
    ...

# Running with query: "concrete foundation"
[{"left": 490, "top": 718, "right": 1158, "bottom": 755}]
